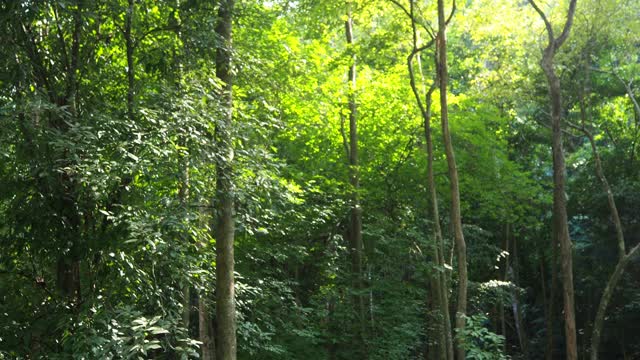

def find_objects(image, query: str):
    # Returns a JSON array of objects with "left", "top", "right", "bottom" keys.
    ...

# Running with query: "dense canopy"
[{"left": 1, "top": 0, "right": 639, "bottom": 359}]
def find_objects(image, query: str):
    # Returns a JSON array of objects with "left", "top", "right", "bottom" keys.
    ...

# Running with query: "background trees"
[{"left": 1, "top": 0, "right": 639, "bottom": 359}]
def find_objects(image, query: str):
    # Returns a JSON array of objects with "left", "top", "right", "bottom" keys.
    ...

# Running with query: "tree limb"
[
  {"left": 528, "top": 0, "right": 554, "bottom": 45},
  {"left": 554, "top": 0, "right": 578, "bottom": 49}
]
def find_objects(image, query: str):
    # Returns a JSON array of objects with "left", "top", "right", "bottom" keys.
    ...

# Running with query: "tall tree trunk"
[
  {"left": 214, "top": 1, "right": 237, "bottom": 359},
  {"left": 171, "top": 2, "right": 192, "bottom": 333},
  {"left": 399, "top": 1, "right": 453, "bottom": 357},
  {"left": 56, "top": 0, "right": 84, "bottom": 303},
  {"left": 125, "top": 0, "right": 135, "bottom": 124},
  {"left": 528, "top": 1, "right": 578, "bottom": 358},
  {"left": 344, "top": 7, "right": 366, "bottom": 355},
  {"left": 425, "top": 82, "right": 453, "bottom": 360},
  {"left": 436, "top": 1, "right": 466, "bottom": 358},
  {"left": 544, "top": 43, "right": 578, "bottom": 360},
  {"left": 179, "top": 124, "right": 192, "bottom": 334},
  {"left": 426, "top": 94, "right": 454, "bottom": 360}
]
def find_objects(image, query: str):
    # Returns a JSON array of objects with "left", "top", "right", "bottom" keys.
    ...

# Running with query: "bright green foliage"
[
  {"left": 1, "top": 0, "right": 640, "bottom": 359},
  {"left": 458, "top": 314, "right": 508, "bottom": 360}
]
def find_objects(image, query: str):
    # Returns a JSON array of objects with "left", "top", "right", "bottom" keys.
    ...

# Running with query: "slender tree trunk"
[
  {"left": 214, "top": 1, "right": 237, "bottom": 359},
  {"left": 425, "top": 90, "right": 453, "bottom": 360},
  {"left": 344, "top": 7, "right": 366, "bottom": 355},
  {"left": 573, "top": 89, "right": 640, "bottom": 360},
  {"left": 545, "top": 237, "right": 559, "bottom": 360},
  {"left": 56, "top": 0, "right": 84, "bottom": 303},
  {"left": 179, "top": 145, "right": 191, "bottom": 332},
  {"left": 545, "top": 51, "right": 578, "bottom": 360},
  {"left": 125, "top": 0, "right": 135, "bottom": 124},
  {"left": 510, "top": 230, "right": 529, "bottom": 359},
  {"left": 545, "top": 56, "right": 577, "bottom": 360},
  {"left": 172, "top": 7, "right": 192, "bottom": 332},
  {"left": 539, "top": 246, "right": 552, "bottom": 360},
  {"left": 400, "top": 1, "right": 454, "bottom": 357},
  {"left": 528, "top": 1, "right": 578, "bottom": 358},
  {"left": 501, "top": 224, "right": 510, "bottom": 353},
  {"left": 200, "top": 293, "right": 216, "bottom": 360},
  {"left": 436, "top": 1, "right": 467, "bottom": 358},
  {"left": 589, "top": 244, "right": 640, "bottom": 360},
  {"left": 428, "top": 275, "right": 447, "bottom": 360}
]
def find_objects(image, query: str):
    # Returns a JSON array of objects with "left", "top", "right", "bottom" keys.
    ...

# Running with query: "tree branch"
[
  {"left": 554, "top": 0, "right": 578, "bottom": 49},
  {"left": 388, "top": 0, "right": 411, "bottom": 18},
  {"left": 528, "top": 0, "right": 554, "bottom": 45},
  {"left": 445, "top": 0, "right": 456, "bottom": 26}
]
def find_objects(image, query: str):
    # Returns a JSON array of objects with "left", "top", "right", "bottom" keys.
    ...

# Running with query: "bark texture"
[
  {"left": 214, "top": 1, "right": 237, "bottom": 359},
  {"left": 199, "top": 294, "right": 216, "bottom": 360}
]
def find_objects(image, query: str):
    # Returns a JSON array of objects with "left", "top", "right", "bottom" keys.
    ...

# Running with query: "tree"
[
  {"left": 435, "top": 0, "right": 468, "bottom": 358},
  {"left": 214, "top": 0, "right": 237, "bottom": 359},
  {"left": 528, "top": 0, "right": 579, "bottom": 358},
  {"left": 342, "top": 3, "right": 367, "bottom": 356},
  {"left": 390, "top": 0, "right": 454, "bottom": 358},
  {"left": 3, "top": 1, "right": 640, "bottom": 359},
  {"left": 571, "top": 70, "right": 640, "bottom": 360}
]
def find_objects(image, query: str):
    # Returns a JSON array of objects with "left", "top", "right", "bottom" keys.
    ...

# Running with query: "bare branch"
[
  {"left": 445, "top": 0, "right": 456, "bottom": 26},
  {"left": 528, "top": 0, "right": 554, "bottom": 45},
  {"left": 555, "top": 0, "right": 578, "bottom": 49},
  {"left": 410, "top": 39, "right": 436, "bottom": 58}
]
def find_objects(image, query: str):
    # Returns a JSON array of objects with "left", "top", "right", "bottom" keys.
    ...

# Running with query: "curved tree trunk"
[
  {"left": 590, "top": 244, "right": 640, "bottom": 360},
  {"left": 400, "top": 1, "right": 454, "bottom": 357},
  {"left": 574, "top": 86, "right": 640, "bottom": 360}
]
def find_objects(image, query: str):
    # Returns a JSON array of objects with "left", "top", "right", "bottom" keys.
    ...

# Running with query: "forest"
[{"left": 1, "top": 0, "right": 639, "bottom": 359}]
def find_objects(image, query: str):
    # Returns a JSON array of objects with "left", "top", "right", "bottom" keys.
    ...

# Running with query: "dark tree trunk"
[
  {"left": 541, "top": 242, "right": 558, "bottom": 360},
  {"left": 55, "top": 0, "right": 84, "bottom": 303},
  {"left": 501, "top": 224, "right": 510, "bottom": 353},
  {"left": 510, "top": 229, "right": 529, "bottom": 358}
]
